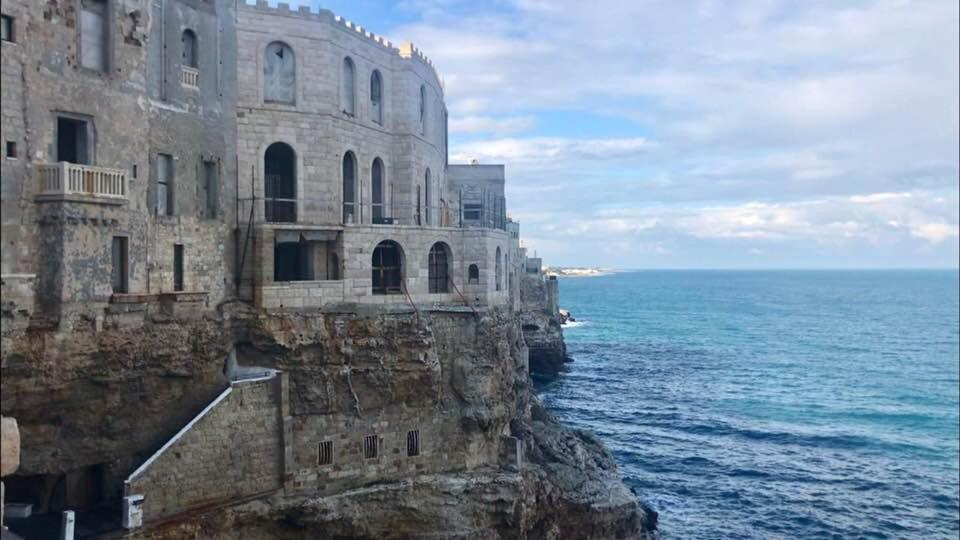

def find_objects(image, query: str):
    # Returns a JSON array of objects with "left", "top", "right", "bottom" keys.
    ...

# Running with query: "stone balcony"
[
  {"left": 35, "top": 162, "right": 127, "bottom": 204},
  {"left": 180, "top": 66, "right": 199, "bottom": 89}
]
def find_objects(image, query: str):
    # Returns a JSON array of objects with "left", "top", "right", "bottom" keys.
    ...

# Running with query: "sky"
[{"left": 267, "top": 0, "right": 958, "bottom": 269}]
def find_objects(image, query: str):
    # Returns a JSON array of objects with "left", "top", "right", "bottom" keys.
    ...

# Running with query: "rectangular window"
[
  {"left": 318, "top": 440, "right": 333, "bottom": 466},
  {"left": 56, "top": 117, "right": 91, "bottom": 165},
  {"left": 463, "top": 203, "right": 482, "bottom": 221},
  {"left": 203, "top": 160, "right": 218, "bottom": 219},
  {"left": 406, "top": 430, "right": 420, "bottom": 457},
  {"left": 155, "top": 153, "right": 174, "bottom": 215},
  {"left": 363, "top": 434, "right": 378, "bottom": 460},
  {"left": 5, "top": 141, "right": 16, "bottom": 158},
  {"left": 111, "top": 236, "right": 128, "bottom": 293},
  {"left": 1, "top": 14, "right": 13, "bottom": 42},
  {"left": 173, "top": 244, "right": 184, "bottom": 292},
  {"left": 80, "top": 0, "right": 108, "bottom": 72}
]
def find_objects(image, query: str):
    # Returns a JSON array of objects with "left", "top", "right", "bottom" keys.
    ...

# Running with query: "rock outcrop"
[
  {"left": 519, "top": 273, "right": 569, "bottom": 379},
  {"left": 1, "top": 303, "right": 655, "bottom": 539}
]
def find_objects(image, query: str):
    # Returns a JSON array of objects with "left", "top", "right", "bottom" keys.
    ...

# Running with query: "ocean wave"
[{"left": 562, "top": 320, "right": 588, "bottom": 328}]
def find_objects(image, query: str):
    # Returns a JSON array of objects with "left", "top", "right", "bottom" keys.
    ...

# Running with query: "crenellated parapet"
[{"left": 240, "top": 1, "right": 443, "bottom": 89}]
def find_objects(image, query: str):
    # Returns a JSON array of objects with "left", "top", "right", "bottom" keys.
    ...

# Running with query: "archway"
[
  {"left": 264, "top": 142, "right": 296, "bottom": 222},
  {"left": 372, "top": 240, "right": 403, "bottom": 295},
  {"left": 428, "top": 242, "right": 451, "bottom": 293}
]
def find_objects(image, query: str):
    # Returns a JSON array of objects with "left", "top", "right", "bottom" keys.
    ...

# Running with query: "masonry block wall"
[
  {"left": 251, "top": 224, "right": 511, "bottom": 308},
  {"left": 125, "top": 376, "right": 284, "bottom": 523},
  {"left": 236, "top": 3, "right": 446, "bottom": 228},
  {"left": 0, "top": 0, "right": 238, "bottom": 323}
]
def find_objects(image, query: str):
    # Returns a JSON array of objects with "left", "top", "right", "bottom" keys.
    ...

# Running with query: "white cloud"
[
  {"left": 911, "top": 223, "right": 960, "bottom": 244},
  {"left": 384, "top": 0, "right": 959, "bottom": 266},
  {"left": 451, "top": 136, "right": 652, "bottom": 166},
  {"left": 448, "top": 115, "right": 535, "bottom": 135}
]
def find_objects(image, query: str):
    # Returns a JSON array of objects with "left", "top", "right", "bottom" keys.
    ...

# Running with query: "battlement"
[{"left": 240, "top": 1, "right": 443, "bottom": 89}]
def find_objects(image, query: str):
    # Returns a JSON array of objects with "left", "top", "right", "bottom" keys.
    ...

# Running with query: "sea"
[{"left": 535, "top": 270, "right": 960, "bottom": 539}]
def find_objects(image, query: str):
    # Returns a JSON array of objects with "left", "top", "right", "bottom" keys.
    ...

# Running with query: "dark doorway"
[
  {"left": 273, "top": 241, "right": 311, "bottom": 281},
  {"left": 327, "top": 251, "right": 340, "bottom": 280},
  {"left": 111, "top": 237, "right": 128, "bottom": 293},
  {"left": 372, "top": 240, "right": 403, "bottom": 295},
  {"left": 343, "top": 152, "right": 357, "bottom": 224},
  {"left": 428, "top": 242, "right": 450, "bottom": 293},
  {"left": 57, "top": 117, "right": 90, "bottom": 164},
  {"left": 264, "top": 142, "right": 296, "bottom": 222},
  {"left": 173, "top": 244, "right": 184, "bottom": 291},
  {"left": 372, "top": 158, "right": 384, "bottom": 221}
]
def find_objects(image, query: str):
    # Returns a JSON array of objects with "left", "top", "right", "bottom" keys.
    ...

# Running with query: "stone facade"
[
  {"left": 124, "top": 375, "right": 284, "bottom": 522},
  {"left": 0, "top": 0, "right": 238, "bottom": 326}
]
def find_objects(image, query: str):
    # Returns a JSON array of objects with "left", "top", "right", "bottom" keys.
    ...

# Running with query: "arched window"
[
  {"left": 342, "top": 57, "right": 356, "bottom": 115},
  {"left": 495, "top": 247, "right": 502, "bottom": 291},
  {"left": 342, "top": 151, "right": 357, "bottom": 224},
  {"left": 419, "top": 84, "right": 427, "bottom": 134},
  {"left": 370, "top": 70, "right": 383, "bottom": 125},
  {"left": 327, "top": 252, "right": 340, "bottom": 280},
  {"left": 424, "top": 168, "right": 431, "bottom": 225},
  {"left": 264, "top": 41, "right": 295, "bottom": 104},
  {"left": 372, "top": 158, "right": 385, "bottom": 221},
  {"left": 428, "top": 242, "right": 451, "bottom": 293},
  {"left": 372, "top": 240, "right": 403, "bottom": 295},
  {"left": 468, "top": 264, "right": 479, "bottom": 285},
  {"left": 181, "top": 29, "right": 198, "bottom": 68},
  {"left": 416, "top": 185, "right": 422, "bottom": 226},
  {"left": 264, "top": 142, "right": 296, "bottom": 222}
]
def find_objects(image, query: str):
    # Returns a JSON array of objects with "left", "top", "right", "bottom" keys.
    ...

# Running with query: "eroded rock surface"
[{"left": 1, "top": 306, "right": 655, "bottom": 539}]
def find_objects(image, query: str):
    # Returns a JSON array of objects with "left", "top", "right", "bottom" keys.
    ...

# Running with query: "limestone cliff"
[
  {"left": 1, "top": 304, "right": 656, "bottom": 539},
  {"left": 519, "top": 272, "right": 569, "bottom": 379}
]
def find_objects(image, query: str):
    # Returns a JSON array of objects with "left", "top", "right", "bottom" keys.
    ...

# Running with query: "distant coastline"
[{"left": 544, "top": 266, "right": 611, "bottom": 278}]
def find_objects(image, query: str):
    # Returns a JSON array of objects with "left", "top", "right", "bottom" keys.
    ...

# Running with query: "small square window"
[
  {"left": 5, "top": 141, "right": 16, "bottom": 158},
  {"left": 1, "top": 15, "right": 13, "bottom": 43},
  {"left": 363, "top": 434, "right": 378, "bottom": 460},
  {"left": 407, "top": 429, "right": 420, "bottom": 457},
  {"left": 318, "top": 440, "right": 333, "bottom": 466}
]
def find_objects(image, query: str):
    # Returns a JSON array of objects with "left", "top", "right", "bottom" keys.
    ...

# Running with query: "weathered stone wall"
[
  {"left": 0, "top": 274, "right": 35, "bottom": 333},
  {"left": 0, "top": 0, "right": 238, "bottom": 322},
  {"left": 236, "top": 2, "right": 447, "bottom": 229},
  {"left": 125, "top": 375, "right": 283, "bottom": 522},
  {"left": 250, "top": 224, "right": 511, "bottom": 308}
]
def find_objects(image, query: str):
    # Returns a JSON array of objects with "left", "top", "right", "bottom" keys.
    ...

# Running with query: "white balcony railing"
[
  {"left": 180, "top": 66, "right": 199, "bottom": 89},
  {"left": 36, "top": 162, "right": 127, "bottom": 200}
]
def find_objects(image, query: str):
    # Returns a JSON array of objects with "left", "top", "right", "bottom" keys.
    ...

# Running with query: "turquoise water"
[{"left": 536, "top": 270, "right": 960, "bottom": 539}]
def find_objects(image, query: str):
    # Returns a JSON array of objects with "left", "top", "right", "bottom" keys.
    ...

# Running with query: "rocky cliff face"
[
  {"left": 519, "top": 273, "right": 569, "bottom": 379},
  {"left": 1, "top": 303, "right": 656, "bottom": 538}
]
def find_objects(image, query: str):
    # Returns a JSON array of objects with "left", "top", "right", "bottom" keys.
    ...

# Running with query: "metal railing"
[
  {"left": 36, "top": 162, "right": 127, "bottom": 200},
  {"left": 239, "top": 189, "right": 507, "bottom": 231},
  {"left": 180, "top": 66, "right": 199, "bottom": 88}
]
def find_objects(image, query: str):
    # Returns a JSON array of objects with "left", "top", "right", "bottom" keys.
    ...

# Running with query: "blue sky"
[{"left": 264, "top": 0, "right": 959, "bottom": 268}]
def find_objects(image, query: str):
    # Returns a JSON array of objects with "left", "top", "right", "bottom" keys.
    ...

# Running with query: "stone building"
[
  {"left": 1, "top": 0, "right": 238, "bottom": 328},
  {"left": 0, "top": 0, "right": 557, "bottom": 535},
  {"left": 233, "top": 2, "right": 512, "bottom": 310}
]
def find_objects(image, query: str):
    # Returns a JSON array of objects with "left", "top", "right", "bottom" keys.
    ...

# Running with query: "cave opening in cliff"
[{"left": 4, "top": 464, "right": 121, "bottom": 537}]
